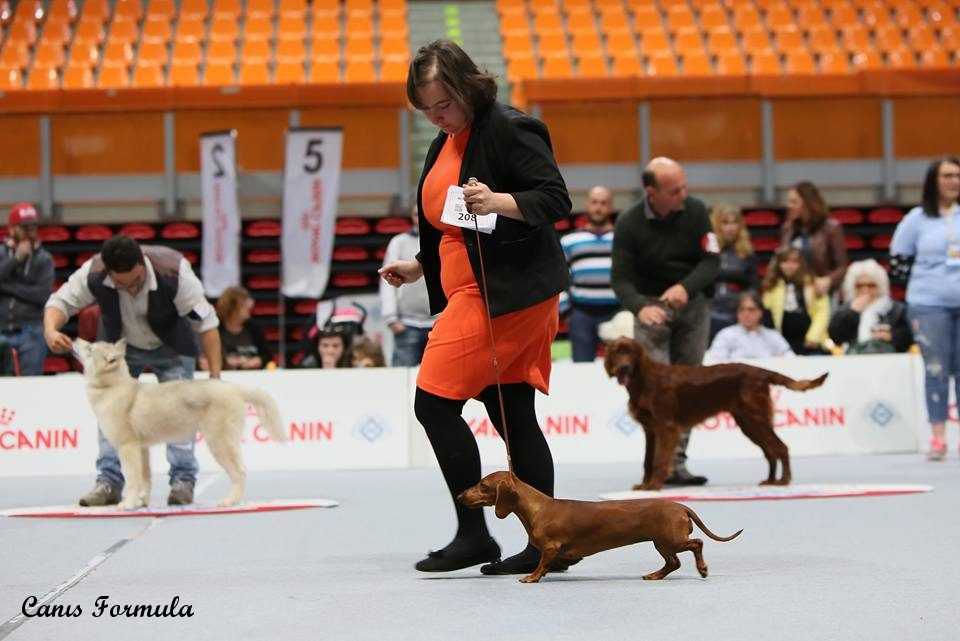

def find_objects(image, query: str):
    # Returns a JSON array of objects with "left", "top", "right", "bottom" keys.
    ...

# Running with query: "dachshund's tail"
[
  {"left": 684, "top": 506, "right": 743, "bottom": 542},
  {"left": 768, "top": 371, "right": 828, "bottom": 392}
]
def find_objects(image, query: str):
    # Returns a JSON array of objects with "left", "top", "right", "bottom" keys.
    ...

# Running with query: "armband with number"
[{"left": 888, "top": 254, "right": 914, "bottom": 285}]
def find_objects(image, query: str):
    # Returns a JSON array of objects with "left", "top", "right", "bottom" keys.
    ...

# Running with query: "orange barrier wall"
[{"left": 0, "top": 84, "right": 407, "bottom": 177}]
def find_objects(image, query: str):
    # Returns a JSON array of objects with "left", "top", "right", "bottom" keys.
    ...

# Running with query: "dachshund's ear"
[{"left": 494, "top": 480, "right": 514, "bottom": 519}]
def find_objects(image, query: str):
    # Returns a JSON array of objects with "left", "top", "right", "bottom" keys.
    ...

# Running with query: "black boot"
[
  {"left": 480, "top": 543, "right": 579, "bottom": 575},
  {"left": 415, "top": 536, "right": 501, "bottom": 572}
]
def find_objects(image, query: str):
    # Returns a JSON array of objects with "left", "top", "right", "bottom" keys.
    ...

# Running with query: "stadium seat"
[
  {"left": 743, "top": 210, "right": 780, "bottom": 227},
  {"left": 38, "top": 225, "right": 71, "bottom": 242},
  {"left": 844, "top": 235, "right": 866, "bottom": 250},
  {"left": 275, "top": 61, "right": 306, "bottom": 83},
  {"left": 179, "top": 0, "right": 209, "bottom": 20},
  {"left": 918, "top": 48, "right": 951, "bottom": 67},
  {"left": 332, "top": 246, "right": 369, "bottom": 261},
  {"left": 647, "top": 51, "right": 679, "bottom": 76},
  {"left": 682, "top": 52, "right": 712, "bottom": 75},
  {"left": 380, "top": 57, "right": 408, "bottom": 81},
  {"left": 819, "top": 51, "right": 851, "bottom": 73},
  {"left": 830, "top": 208, "right": 864, "bottom": 224},
  {"left": 132, "top": 63, "right": 165, "bottom": 87},
  {"left": 867, "top": 207, "right": 904, "bottom": 224},
  {"left": 169, "top": 62, "right": 200, "bottom": 86},
  {"left": 246, "top": 248, "right": 281, "bottom": 263},
  {"left": 750, "top": 49, "right": 781, "bottom": 74},
  {"left": 706, "top": 28, "right": 738, "bottom": 53},
  {"left": 331, "top": 272, "right": 372, "bottom": 288},
  {"left": 204, "top": 61, "right": 236, "bottom": 85},
  {"left": 344, "top": 59, "right": 376, "bottom": 82},
  {"left": 784, "top": 50, "right": 815, "bottom": 74},
  {"left": 142, "top": 17, "right": 172, "bottom": 44},
  {"left": 542, "top": 55, "right": 575, "bottom": 78},
  {"left": 138, "top": 40, "right": 169, "bottom": 67},
  {"left": 716, "top": 50, "right": 747, "bottom": 74},
  {"left": 886, "top": 48, "right": 917, "bottom": 68},
  {"left": 751, "top": 236, "right": 781, "bottom": 252},
  {"left": 0, "top": 42, "right": 30, "bottom": 69},
  {"left": 102, "top": 40, "right": 134, "bottom": 67},
  {"left": 251, "top": 301, "right": 282, "bottom": 316},
  {"left": 247, "top": 275, "right": 281, "bottom": 290},
  {"left": 176, "top": 17, "right": 206, "bottom": 42},
  {"left": 245, "top": 16, "right": 273, "bottom": 41},
  {"left": 210, "top": 16, "right": 240, "bottom": 43},
  {"left": 239, "top": 60, "right": 270, "bottom": 84},
  {"left": 374, "top": 217, "right": 412, "bottom": 234},
  {"left": 32, "top": 42, "right": 66, "bottom": 70},
  {"left": 278, "top": 15, "right": 308, "bottom": 40},
  {"left": 26, "top": 66, "right": 60, "bottom": 89},
  {"left": 577, "top": 53, "right": 608, "bottom": 77},
  {"left": 172, "top": 40, "right": 202, "bottom": 66},
  {"left": 161, "top": 222, "right": 200, "bottom": 239},
  {"left": 108, "top": 17, "right": 139, "bottom": 44},
  {"left": 119, "top": 223, "right": 157, "bottom": 239},
  {"left": 97, "top": 64, "right": 129, "bottom": 87},
  {"left": 335, "top": 218, "right": 372, "bottom": 235},
  {"left": 44, "top": 356, "right": 72, "bottom": 374},
  {"left": 62, "top": 64, "right": 94, "bottom": 88},
  {"left": 309, "top": 60, "right": 340, "bottom": 83},
  {"left": 213, "top": 0, "right": 242, "bottom": 19},
  {"left": 0, "top": 66, "right": 21, "bottom": 89},
  {"left": 246, "top": 220, "right": 282, "bottom": 237},
  {"left": 76, "top": 224, "right": 113, "bottom": 241}
]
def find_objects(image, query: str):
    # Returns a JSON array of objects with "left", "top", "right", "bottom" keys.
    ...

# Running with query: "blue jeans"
[
  {"left": 95, "top": 345, "right": 199, "bottom": 489},
  {"left": 391, "top": 325, "right": 431, "bottom": 367},
  {"left": 3, "top": 324, "right": 48, "bottom": 376},
  {"left": 569, "top": 306, "right": 619, "bottom": 362},
  {"left": 907, "top": 305, "right": 960, "bottom": 423}
]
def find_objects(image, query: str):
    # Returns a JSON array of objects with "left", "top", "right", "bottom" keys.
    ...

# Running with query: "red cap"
[{"left": 8, "top": 203, "right": 39, "bottom": 226}]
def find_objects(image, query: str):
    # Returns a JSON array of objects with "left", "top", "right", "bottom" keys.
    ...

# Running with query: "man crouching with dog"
[{"left": 43, "top": 234, "right": 222, "bottom": 508}]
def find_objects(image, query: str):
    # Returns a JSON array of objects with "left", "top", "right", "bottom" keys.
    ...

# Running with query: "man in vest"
[{"left": 44, "top": 234, "right": 222, "bottom": 507}]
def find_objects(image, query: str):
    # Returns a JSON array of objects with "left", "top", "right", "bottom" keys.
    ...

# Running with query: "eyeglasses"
[
  {"left": 738, "top": 306, "right": 761, "bottom": 312},
  {"left": 854, "top": 282, "right": 878, "bottom": 290}
]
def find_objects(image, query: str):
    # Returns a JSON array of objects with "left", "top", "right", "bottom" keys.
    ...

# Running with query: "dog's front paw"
[
  {"left": 217, "top": 497, "right": 240, "bottom": 507},
  {"left": 632, "top": 482, "right": 661, "bottom": 491},
  {"left": 519, "top": 574, "right": 541, "bottom": 584},
  {"left": 118, "top": 498, "right": 144, "bottom": 511}
]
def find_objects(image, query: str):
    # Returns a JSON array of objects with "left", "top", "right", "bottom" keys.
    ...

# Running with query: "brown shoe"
[
  {"left": 167, "top": 479, "right": 195, "bottom": 505},
  {"left": 78, "top": 481, "right": 121, "bottom": 507}
]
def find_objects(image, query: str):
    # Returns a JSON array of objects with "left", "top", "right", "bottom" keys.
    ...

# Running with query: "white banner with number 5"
[
  {"left": 200, "top": 130, "right": 241, "bottom": 298},
  {"left": 281, "top": 128, "right": 344, "bottom": 298}
]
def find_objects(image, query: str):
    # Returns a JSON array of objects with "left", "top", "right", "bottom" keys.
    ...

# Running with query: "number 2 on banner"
[{"left": 303, "top": 139, "right": 323, "bottom": 174}]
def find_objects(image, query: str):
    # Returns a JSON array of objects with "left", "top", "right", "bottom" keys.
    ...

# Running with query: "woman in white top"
[{"left": 706, "top": 291, "right": 794, "bottom": 362}]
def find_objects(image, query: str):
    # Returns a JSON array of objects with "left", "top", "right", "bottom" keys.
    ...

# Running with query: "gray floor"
[{"left": 1, "top": 453, "right": 958, "bottom": 641}]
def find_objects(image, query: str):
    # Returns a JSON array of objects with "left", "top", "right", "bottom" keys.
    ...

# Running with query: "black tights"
[{"left": 413, "top": 383, "right": 554, "bottom": 542}]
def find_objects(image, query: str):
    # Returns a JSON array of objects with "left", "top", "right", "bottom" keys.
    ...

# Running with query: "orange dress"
[{"left": 416, "top": 128, "right": 559, "bottom": 400}]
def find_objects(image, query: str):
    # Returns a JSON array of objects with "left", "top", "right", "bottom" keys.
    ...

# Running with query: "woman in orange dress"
[{"left": 380, "top": 40, "right": 572, "bottom": 575}]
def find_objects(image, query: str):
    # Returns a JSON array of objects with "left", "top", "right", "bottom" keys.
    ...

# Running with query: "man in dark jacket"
[
  {"left": 611, "top": 157, "right": 720, "bottom": 486},
  {"left": 0, "top": 203, "right": 54, "bottom": 375}
]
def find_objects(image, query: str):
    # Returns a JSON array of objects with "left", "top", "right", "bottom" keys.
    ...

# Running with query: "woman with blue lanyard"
[{"left": 890, "top": 156, "right": 960, "bottom": 461}]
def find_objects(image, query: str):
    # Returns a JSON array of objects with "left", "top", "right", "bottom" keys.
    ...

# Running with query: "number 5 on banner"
[
  {"left": 199, "top": 130, "right": 240, "bottom": 298},
  {"left": 281, "top": 128, "right": 344, "bottom": 299}
]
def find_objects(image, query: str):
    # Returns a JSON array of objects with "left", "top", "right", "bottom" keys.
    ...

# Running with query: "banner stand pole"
[{"left": 278, "top": 290, "right": 286, "bottom": 368}]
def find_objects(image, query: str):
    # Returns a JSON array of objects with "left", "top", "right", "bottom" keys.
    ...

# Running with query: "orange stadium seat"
[
  {"left": 172, "top": 40, "right": 202, "bottom": 65},
  {"left": 841, "top": 25, "right": 870, "bottom": 51},
  {"left": 0, "top": 0, "right": 11, "bottom": 27},
  {"left": 566, "top": 11, "right": 595, "bottom": 36},
  {"left": 860, "top": 4, "right": 892, "bottom": 29},
  {"left": 309, "top": 59, "right": 340, "bottom": 82},
  {"left": 918, "top": 47, "right": 951, "bottom": 67},
  {"left": 500, "top": 11, "right": 529, "bottom": 35},
  {"left": 97, "top": 64, "right": 130, "bottom": 89},
  {"left": 280, "top": 0, "right": 308, "bottom": 16},
  {"left": 138, "top": 41, "right": 169, "bottom": 66},
  {"left": 700, "top": 6, "right": 729, "bottom": 30},
  {"left": 538, "top": 32, "right": 568, "bottom": 56},
  {"left": 874, "top": 25, "right": 905, "bottom": 52},
  {"left": 179, "top": 0, "right": 209, "bottom": 20},
  {"left": 80, "top": 0, "right": 110, "bottom": 23},
  {"left": 506, "top": 55, "right": 538, "bottom": 81},
  {"left": 204, "top": 61, "right": 235, "bottom": 85},
  {"left": 819, "top": 51, "right": 851, "bottom": 73},
  {"left": 312, "top": 12, "right": 339, "bottom": 38},
  {"left": 239, "top": 60, "right": 270, "bottom": 84},
  {"left": 132, "top": 63, "right": 165, "bottom": 87},
  {"left": 176, "top": 17, "right": 206, "bottom": 42},
  {"left": 716, "top": 50, "right": 747, "bottom": 74},
  {"left": 26, "top": 66, "right": 59, "bottom": 89},
  {"left": 706, "top": 27, "right": 738, "bottom": 53},
  {"left": 907, "top": 25, "right": 937, "bottom": 51},
  {"left": 795, "top": 5, "right": 826, "bottom": 30},
  {"left": 941, "top": 27, "right": 960, "bottom": 51},
  {"left": 751, "top": 49, "right": 781, "bottom": 73},
  {"left": 275, "top": 60, "right": 306, "bottom": 83},
  {"left": 576, "top": 53, "right": 608, "bottom": 77},
  {"left": 109, "top": 17, "right": 140, "bottom": 44},
  {"left": 683, "top": 52, "right": 713, "bottom": 75},
  {"left": 380, "top": 56, "right": 408, "bottom": 81},
  {"left": 344, "top": 59, "right": 376, "bottom": 82},
  {"left": 639, "top": 30, "right": 670, "bottom": 56},
  {"left": 207, "top": 40, "right": 238, "bottom": 64},
  {"left": 142, "top": 17, "right": 173, "bottom": 44},
  {"left": 47, "top": 0, "right": 78, "bottom": 23},
  {"left": 632, "top": 6, "right": 661, "bottom": 32},
  {"left": 247, "top": 0, "right": 276, "bottom": 18},
  {"left": 380, "top": 34, "right": 408, "bottom": 57},
  {"left": 213, "top": 0, "right": 243, "bottom": 19},
  {"left": 765, "top": 5, "right": 794, "bottom": 30},
  {"left": 885, "top": 48, "right": 917, "bottom": 68},
  {"left": 928, "top": 6, "right": 958, "bottom": 30},
  {"left": 245, "top": 16, "right": 273, "bottom": 41},
  {"left": 541, "top": 55, "right": 574, "bottom": 78},
  {"left": 503, "top": 33, "right": 536, "bottom": 59},
  {"left": 666, "top": 6, "right": 696, "bottom": 30},
  {"left": 243, "top": 39, "right": 271, "bottom": 63},
  {"left": 73, "top": 18, "right": 105, "bottom": 46},
  {"left": 114, "top": 0, "right": 143, "bottom": 23},
  {"left": 311, "top": 37, "right": 340, "bottom": 60},
  {"left": 610, "top": 54, "right": 643, "bottom": 78},
  {"left": 62, "top": 63, "right": 94, "bottom": 87},
  {"left": 7, "top": 21, "right": 38, "bottom": 47},
  {"left": 827, "top": 3, "right": 857, "bottom": 29},
  {"left": 69, "top": 42, "right": 100, "bottom": 68},
  {"left": 674, "top": 28, "right": 705, "bottom": 54},
  {"left": 169, "top": 62, "right": 200, "bottom": 85},
  {"left": 850, "top": 47, "right": 883, "bottom": 69},
  {"left": 15, "top": 0, "right": 43, "bottom": 22},
  {"left": 41, "top": 17, "right": 73, "bottom": 45},
  {"left": 278, "top": 15, "right": 308, "bottom": 40},
  {"left": 147, "top": 0, "right": 176, "bottom": 15},
  {"left": 784, "top": 49, "right": 815, "bottom": 73},
  {"left": 732, "top": 5, "right": 762, "bottom": 30},
  {"left": 741, "top": 27, "right": 772, "bottom": 51},
  {"left": 774, "top": 27, "right": 806, "bottom": 53},
  {"left": 345, "top": 36, "right": 375, "bottom": 57},
  {"left": 380, "top": 12, "right": 408, "bottom": 36},
  {"left": 647, "top": 51, "right": 679, "bottom": 75},
  {"left": 102, "top": 40, "right": 134, "bottom": 67},
  {"left": 210, "top": 16, "right": 240, "bottom": 42},
  {"left": 277, "top": 38, "right": 307, "bottom": 63},
  {"left": 34, "top": 42, "right": 66, "bottom": 69},
  {"left": 808, "top": 25, "right": 840, "bottom": 54}
]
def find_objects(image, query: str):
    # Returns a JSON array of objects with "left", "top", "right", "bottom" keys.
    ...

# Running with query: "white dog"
[{"left": 74, "top": 338, "right": 285, "bottom": 509}]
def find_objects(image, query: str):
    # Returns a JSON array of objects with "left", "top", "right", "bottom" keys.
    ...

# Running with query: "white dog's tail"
[{"left": 241, "top": 387, "right": 287, "bottom": 442}]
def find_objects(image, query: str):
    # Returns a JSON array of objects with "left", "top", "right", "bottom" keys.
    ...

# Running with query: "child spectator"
[
  {"left": 706, "top": 291, "right": 794, "bottom": 362},
  {"left": 761, "top": 247, "right": 830, "bottom": 355},
  {"left": 351, "top": 335, "right": 386, "bottom": 367}
]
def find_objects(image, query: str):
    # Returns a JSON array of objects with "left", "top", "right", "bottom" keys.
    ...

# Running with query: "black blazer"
[{"left": 416, "top": 102, "right": 572, "bottom": 318}]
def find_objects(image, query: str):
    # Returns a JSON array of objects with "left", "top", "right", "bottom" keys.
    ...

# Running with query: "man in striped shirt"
[{"left": 560, "top": 185, "right": 621, "bottom": 362}]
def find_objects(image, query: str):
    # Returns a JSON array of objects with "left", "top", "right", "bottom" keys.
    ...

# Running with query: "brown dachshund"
[
  {"left": 604, "top": 337, "right": 828, "bottom": 490},
  {"left": 458, "top": 471, "right": 742, "bottom": 583}
]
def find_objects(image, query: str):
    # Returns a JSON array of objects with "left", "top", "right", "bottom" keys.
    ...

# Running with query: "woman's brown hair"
[
  {"left": 406, "top": 39, "right": 497, "bottom": 122},
  {"left": 791, "top": 181, "right": 829, "bottom": 232},
  {"left": 762, "top": 246, "right": 812, "bottom": 292}
]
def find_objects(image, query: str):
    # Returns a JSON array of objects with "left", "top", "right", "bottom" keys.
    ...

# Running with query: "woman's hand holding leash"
[{"left": 378, "top": 259, "right": 423, "bottom": 287}]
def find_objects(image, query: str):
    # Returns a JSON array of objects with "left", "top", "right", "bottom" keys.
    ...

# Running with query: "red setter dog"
[{"left": 604, "top": 337, "right": 828, "bottom": 490}]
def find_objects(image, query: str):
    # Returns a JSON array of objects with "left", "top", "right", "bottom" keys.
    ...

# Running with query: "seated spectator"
[
  {"left": 761, "top": 247, "right": 831, "bottom": 355},
  {"left": 202, "top": 286, "right": 274, "bottom": 371},
  {"left": 706, "top": 291, "right": 794, "bottom": 362},
  {"left": 828, "top": 259, "right": 912, "bottom": 354},
  {"left": 351, "top": 335, "right": 386, "bottom": 367},
  {"left": 294, "top": 300, "right": 366, "bottom": 368},
  {"left": 709, "top": 204, "right": 759, "bottom": 341},
  {"left": 780, "top": 181, "right": 848, "bottom": 296}
]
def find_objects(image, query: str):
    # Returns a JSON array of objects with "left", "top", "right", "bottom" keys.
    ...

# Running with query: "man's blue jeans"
[
  {"left": 908, "top": 305, "right": 960, "bottom": 423},
  {"left": 4, "top": 324, "right": 48, "bottom": 376},
  {"left": 569, "top": 306, "right": 619, "bottom": 362},
  {"left": 391, "top": 325, "right": 431, "bottom": 367},
  {"left": 95, "top": 345, "right": 199, "bottom": 489}
]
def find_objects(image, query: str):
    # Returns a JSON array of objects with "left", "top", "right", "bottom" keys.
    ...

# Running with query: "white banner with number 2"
[
  {"left": 200, "top": 130, "right": 241, "bottom": 298},
  {"left": 281, "top": 128, "right": 344, "bottom": 298}
]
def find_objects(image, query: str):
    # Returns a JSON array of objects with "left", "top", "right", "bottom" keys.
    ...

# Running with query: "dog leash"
[{"left": 467, "top": 177, "right": 513, "bottom": 473}]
